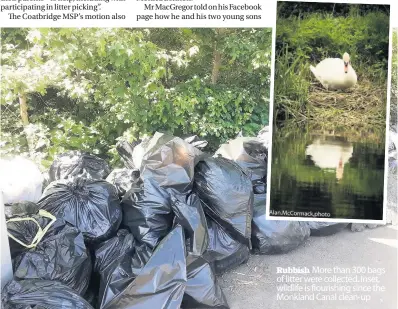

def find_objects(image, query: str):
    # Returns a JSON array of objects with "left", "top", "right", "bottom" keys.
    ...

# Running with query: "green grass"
[{"left": 274, "top": 10, "right": 390, "bottom": 128}]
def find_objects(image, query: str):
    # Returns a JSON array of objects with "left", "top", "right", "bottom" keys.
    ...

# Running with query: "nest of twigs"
[{"left": 308, "top": 78, "right": 387, "bottom": 129}]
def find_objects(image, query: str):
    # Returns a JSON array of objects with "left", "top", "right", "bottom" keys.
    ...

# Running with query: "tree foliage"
[{"left": 1, "top": 28, "right": 272, "bottom": 168}]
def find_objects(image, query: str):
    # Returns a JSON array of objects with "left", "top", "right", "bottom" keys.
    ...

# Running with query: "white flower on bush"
[
  {"left": 26, "top": 30, "right": 42, "bottom": 43},
  {"left": 188, "top": 46, "right": 199, "bottom": 57}
]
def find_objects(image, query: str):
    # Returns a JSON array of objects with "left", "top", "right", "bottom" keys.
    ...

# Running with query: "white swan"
[{"left": 310, "top": 52, "right": 357, "bottom": 90}]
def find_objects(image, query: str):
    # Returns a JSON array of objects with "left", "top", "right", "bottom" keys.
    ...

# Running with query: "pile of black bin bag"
[{"left": 2, "top": 128, "right": 348, "bottom": 309}]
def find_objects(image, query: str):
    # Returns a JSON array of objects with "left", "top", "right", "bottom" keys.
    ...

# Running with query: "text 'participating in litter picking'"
[
  {"left": 0, "top": 0, "right": 263, "bottom": 23},
  {"left": 136, "top": 3, "right": 262, "bottom": 22},
  {"left": 275, "top": 266, "right": 387, "bottom": 302},
  {"left": 0, "top": 0, "right": 127, "bottom": 21}
]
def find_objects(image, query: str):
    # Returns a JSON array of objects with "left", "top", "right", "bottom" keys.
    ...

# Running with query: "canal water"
[{"left": 269, "top": 124, "right": 386, "bottom": 220}]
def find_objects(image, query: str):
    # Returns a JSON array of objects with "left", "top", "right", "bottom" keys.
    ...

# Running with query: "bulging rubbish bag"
[
  {"left": 83, "top": 283, "right": 99, "bottom": 309},
  {"left": 5, "top": 203, "right": 52, "bottom": 259},
  {"left": 102, "top": 225, "right": 187, "bottom": 309},
  {"left": 215, "top": 137, "right": 267, "bottom": 181},
  {"left": 215, "top": 136, "right": 307, "bottom": 255},
  {"left": 42, "top": 171, "right": 51, "bottom": 191},
  {"left": 98, "top": 243, "right": 152, "bottom": 308},
  {"left": 194, "top": 157, "right": 253, "bottom": 244},
  {"left": 306, "top": 222, "right": 349, "bottom": 236},
  {"left": 257, "top": 125, "right": 270, "bottom": 147},
  {"left": 121, "top": 178, "right": 172, "bottom": 249},
  {"left": 251, "top": 194, "right": 310, "bottom": 254},
  {"left": 12, "top": 217, "right": 92, "bottom": 295},
  {"left": 204, "top": 217, "right": 250, "bottom": 275},
  {"left": 0, "top": 156, "right": 43, "bottom": 204},
  {"left": 94, "top": 229, "right": 136, "bottom": 274},
  {"left": 48, "top": 151, "right": 111, "bottom": 182},
  {"left": 1, "top": 279, "right": 94, "bottom": 309},
  {"left": 94, "top": 230, "right": 152, "bottom": 309},
  {"left": 140, "top": 132, "right": 203, "bottom": 194},
  {"left": 214, "top": 136, "right": 267, "bottom": 203},
  {"left": 182, "top": 254, "right": 229, "bottom": 309},
  {"left": 38, "top": 177, "right": 122, "bottom": 243},
  {"left": 4, "top": 201, "right": 40, "bottom": 218},
  {"left": 106, "top": 168, "right": 141, "bottom": 198},
  {"left": 171, "top": 193, "right": 209, "bottom": 256},
  {"left": 116, "top": 140, "right": 142, "bottom": 169}
]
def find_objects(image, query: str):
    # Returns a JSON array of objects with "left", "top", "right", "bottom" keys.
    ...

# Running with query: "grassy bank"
[{"left": 274, "top": 4, "right": 390, "bottom": 129}]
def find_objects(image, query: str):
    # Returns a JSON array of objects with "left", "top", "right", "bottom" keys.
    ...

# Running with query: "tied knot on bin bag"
[
  {"left": 48, "top": 151, "right": 111, "bottom": 182},
  {"left": 67, "top": 177, "right": 91, "bottom": 198},
  {"left": 6, "top": 209, "right": 56, "bottom": 250},
  {"left": 4, "top": 202, "right": 92, "bottom": 296},
  {"left": 38, "top": 177, "right": 122, "bottom": 244}
]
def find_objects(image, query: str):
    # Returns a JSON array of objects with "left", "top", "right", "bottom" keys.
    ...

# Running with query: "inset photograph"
[{"left": 269, "top": 1, "right": 391, "bottom": 221}]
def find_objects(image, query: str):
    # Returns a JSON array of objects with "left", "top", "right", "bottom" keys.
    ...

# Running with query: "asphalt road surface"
[
  {"left": 219, "top": 224, "right": 397, "bottom": 309},
  {"left": 218, "top": 173, "right": 397, "bottom": 309}
]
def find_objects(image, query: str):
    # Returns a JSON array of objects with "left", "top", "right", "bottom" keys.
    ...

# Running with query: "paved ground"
[
  {"left": 219, "top": 225, "right": 397, "bottom": 309},
  {"left": 387, "top": 173, "right": 397, "bottom": 222},
  {"left": 218, "top": 173, "right": 397, "bottom": 309}
]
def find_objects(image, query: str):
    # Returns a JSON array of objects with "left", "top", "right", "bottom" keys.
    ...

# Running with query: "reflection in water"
[
  {"left": 270, "top": 127, "right": 385, "bottom": 220},
  {"left": 305, "top": 137, "right": 353, "bottom": 181}
]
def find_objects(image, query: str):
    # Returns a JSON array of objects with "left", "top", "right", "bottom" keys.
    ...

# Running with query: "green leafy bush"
[{"left": 1, "top": 28, "right": 272, "bottom": 168}]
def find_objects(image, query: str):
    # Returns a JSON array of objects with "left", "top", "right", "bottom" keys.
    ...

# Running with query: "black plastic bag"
[
  {"left": 94, "top": 230, "right": 152, "bottom": 309},
  {"left": 257, "top": 126, "right": 270, "bottom": 147},
  {"left": 194, "top": 157, "right": 253, "bottom": 244},
  {"left": 2, "top": 279, "right": 94, "bottom": 309},
  {"left": 83, "top": 281, "right": 99, "bottom": 309},
  {"left": 252, "top": 178, "right": 267, "bottom": 194},
  {"left": 251, "top": 194, "right": 310, "bottom": 254},
  {"left": 215, "top": 137, "right": 267, "bottom": 181},
  {"left": 214, "top": 137, "right": 309, "bottom": 254},
  {"left": 139, "top": 132, "right": 203, "bottom": 194},
  {"left": 4, "top": 201, "right": 41, "bottom": 218},
  {"left": 38, "top": 177, "right": 122, "bottom": 243},
  {"left": 171, "top": 193, "right": 209, "bottom": 256},
  {"left": 49, "top": 151, "right": 111, "bottom": 182},
  {"left": 98, "top": 242, "right": 152, "bottom": 308},
  {"left": 13, "top": 219, "right": 92, "bottom": 295},
  {"left": 103, "top": 225, "right": 187, "bottom": 309},
  {"left": 182, "top": 254, "right": 229, "bottom": 309},
  {"left": 42, "top": 171, "right": 51, "bottom": 191},
  {"left": 204, "top": 217, "right": 250, "bottom": 275},
  {"left": 116, "top": 140, "right": 142, "bottom": 169},
  {"left": 94, "top": 229, "right": 136, "bottom": 273},
  {"left": 5, "top": 203, "right": 52, "bottom": 259},
  {"left": 106, "top": 168, "right": 141, "bottom": 198},
  {"left": 306, "top": 222, "right": 349, "bottom": 236},
  {"left": 121, "top": 178, "right": 173, "bottom": 249}
]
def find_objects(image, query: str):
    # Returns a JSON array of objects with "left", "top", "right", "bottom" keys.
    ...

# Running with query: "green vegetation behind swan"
[{"left": 274, "top": 4, "right": 389, "bottom": 126}]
